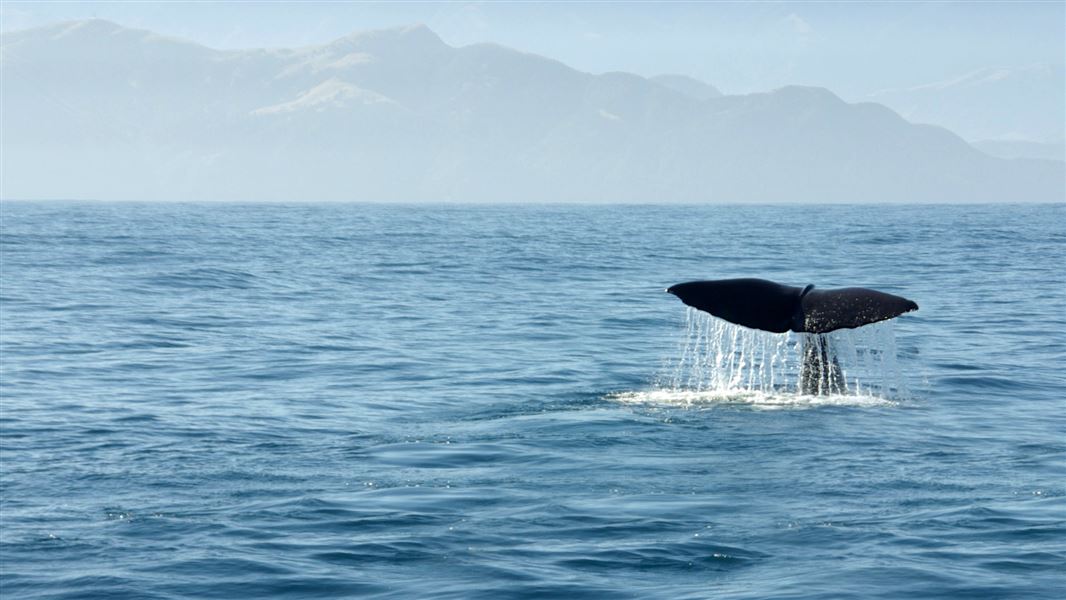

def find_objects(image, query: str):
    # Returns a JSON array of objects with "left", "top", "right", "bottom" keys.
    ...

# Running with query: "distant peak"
[
  {"left": 22, "top": 18, "right": 128, "bottom": 39},
  {"left": 651, "top": 74, "right": 723, "bottom": 100},
  {"left": 399, "top": 23, "right": 434, "bottom": 35},
  {"left": 3, "top": 18, "right": 212, "bottom": 53},
  {"left": 331, "top": 22, "right": 445, "bottom": 50},
  {"left": 52, "top": 18, "right": 133, "bottom": 37},
  {"left": 352, "top": 22, "right": 436, "bottom": 37},
  {"left": 65, "top": 17, "right": 124, "bottom": 30},
  {"left": 768, "top": 85, "right": 843, "bottom": 103}
]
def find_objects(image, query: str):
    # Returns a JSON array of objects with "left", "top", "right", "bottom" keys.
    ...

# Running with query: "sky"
[{"left": 2, "top": 1, "right": 1063, "bottom": 98}]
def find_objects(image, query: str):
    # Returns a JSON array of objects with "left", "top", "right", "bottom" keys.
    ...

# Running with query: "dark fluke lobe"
[{"left": 666, "top": 278, "right": 917, "bottom": 334}]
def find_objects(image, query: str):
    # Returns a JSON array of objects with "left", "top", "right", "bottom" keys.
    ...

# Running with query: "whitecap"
[{"left": 607, "top": 388, "right": 897, "bottom": 410}]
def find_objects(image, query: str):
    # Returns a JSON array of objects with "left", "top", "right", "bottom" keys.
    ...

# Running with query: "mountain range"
[
  {"left": 866, "top": 65, "right": 1065, "bottom": 154},
  {"left": 2, "top": 19, "right": 1062, "bottom": 202}
]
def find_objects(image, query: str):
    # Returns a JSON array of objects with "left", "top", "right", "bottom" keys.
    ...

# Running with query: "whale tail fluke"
[
  {"left": 666, "top": 278, "right": 917, "bottom": 334},
  {"left": 666, "top": 278, "right": 918, "bottom": 396},
  {"left": 665, "top": 278, "right": 805, "bottom": 334},
  {"left": 800, "top": 287, "right": 918, "bottom": 334}
]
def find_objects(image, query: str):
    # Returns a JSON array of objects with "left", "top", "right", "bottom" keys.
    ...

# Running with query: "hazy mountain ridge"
[
  {"left": 866, "top": 64, "right": 1066, "bottom": 151},
  {"left": 650, "top": 74, "right": 723, "bottom": 100},
  {"left": 972, "top": 139, "right": 1065, "bottom": 162},
  {"left": 3, "top": 20, "right": 1062, "bottom": 202}
]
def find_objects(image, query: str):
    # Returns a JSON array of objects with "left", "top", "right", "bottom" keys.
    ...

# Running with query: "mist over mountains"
[
  {"left": 867, "top": 65, "right": 1065, "bottom": 155},
  {"left": 2, "top": 19, "right": 1062, "bottom": 202}
]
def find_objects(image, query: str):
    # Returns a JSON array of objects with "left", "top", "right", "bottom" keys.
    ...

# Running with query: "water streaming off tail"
[{"left": 650, "top": 308, "right": 906, "bottom": 403}]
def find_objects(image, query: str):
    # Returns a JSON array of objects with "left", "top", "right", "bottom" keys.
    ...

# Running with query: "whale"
[
  {"left": 665, "top": 278, "right": 918, "bottom": 334},
  {"left": 665, "top": 278, "right": 918, "bottom": 394}
]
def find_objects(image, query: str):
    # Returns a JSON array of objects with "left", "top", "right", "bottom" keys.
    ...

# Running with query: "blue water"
[{"left": 1, "top": 202, "right": 1064, "bottom": 599}]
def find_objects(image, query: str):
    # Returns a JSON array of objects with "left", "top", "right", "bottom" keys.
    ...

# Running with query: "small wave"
[
  {"left": 141, "top": 267, "right": 259, "bottom": 290},
  {"left": 607, "top": 388, "right": 897, "bottom": 409}
]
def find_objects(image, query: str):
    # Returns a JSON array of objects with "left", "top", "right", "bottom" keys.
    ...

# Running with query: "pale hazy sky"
[{"left": 2, "top": 1, "right": 1063, "bottom": 97}]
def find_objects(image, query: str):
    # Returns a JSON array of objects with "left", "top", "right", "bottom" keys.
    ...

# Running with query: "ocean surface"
[{"left": 1, "top": 202, "right": 1063, "bottom": 599}]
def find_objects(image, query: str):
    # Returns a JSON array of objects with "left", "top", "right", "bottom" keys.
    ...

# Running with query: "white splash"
[
  {"left": 624, "top": 308, "right": 907, "bottom": 408},
  {"left": 609, "top": 388, "right": 896, "bottom": 410}
]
